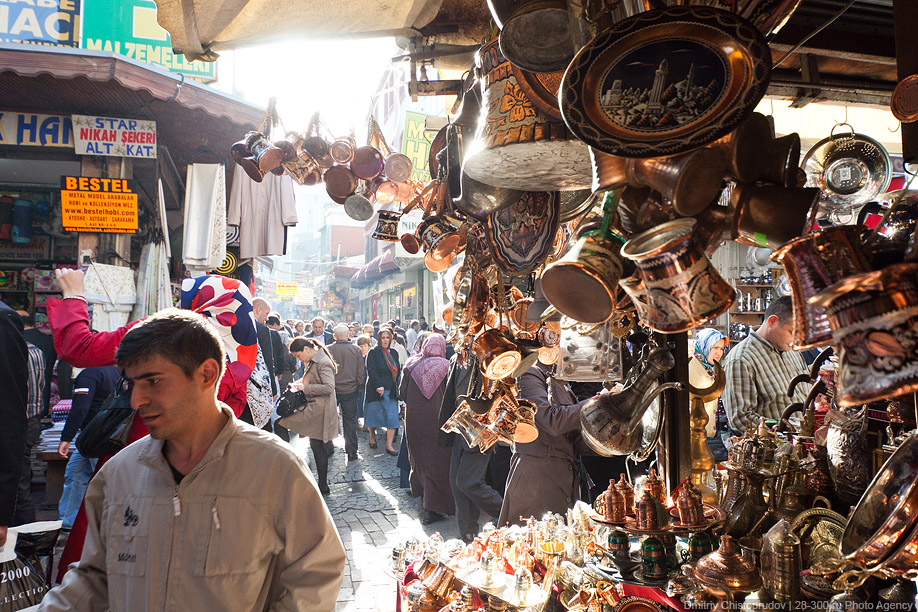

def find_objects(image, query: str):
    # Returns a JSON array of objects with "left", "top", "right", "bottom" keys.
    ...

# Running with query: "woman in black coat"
[{"left": 364, "top": 327, "right": 401, "bottom": 455}]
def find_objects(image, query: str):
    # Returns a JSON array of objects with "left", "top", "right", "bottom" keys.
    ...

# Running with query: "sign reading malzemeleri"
[
  {"left": 60, "top": 176, "right": 139, "bottom": 233},
  {"left": 71, "top": 115, "right": 157, "bottom": 158}
]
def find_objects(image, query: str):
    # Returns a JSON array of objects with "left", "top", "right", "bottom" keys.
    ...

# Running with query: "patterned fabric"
[
  {"left": 721, "top": 331, "right": 808, "bottom": 433},
  {"left": 383, "top": 347, "right": 399, "bottom": 384},
  {"left": 26, "top": 342, "right": 45, "bottom": 418},
  {"left": 246, "top": 343, "right": 275, "bottom": 428},
  {"left": 180, "top": 275, "right": 258, "bottom": 385},
  {"left": 405, "top": 334, "right": 449, "bottom": 399},
  {"left": 694, "top": 328, "right": 727, "bottom": 376}
]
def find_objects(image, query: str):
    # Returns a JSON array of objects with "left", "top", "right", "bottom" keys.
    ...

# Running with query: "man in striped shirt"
[
  {"left": 13, "top": 336, "right": 45, "bottom": 525},
  {"left": 722, "top": 295, "right": 809, "bottom": 434}
]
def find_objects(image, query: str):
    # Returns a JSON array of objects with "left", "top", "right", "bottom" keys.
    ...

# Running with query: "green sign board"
[
  {"left": 403, "top": 111, "right": 435, "bottom": 182},
  {"left": 81, "top": 0, "right": 216, "bottom": 82}
]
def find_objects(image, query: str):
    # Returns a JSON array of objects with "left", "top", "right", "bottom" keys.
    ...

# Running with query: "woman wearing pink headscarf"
[{"left": 399, "top": 334, "right": 455, "bottom": 524}]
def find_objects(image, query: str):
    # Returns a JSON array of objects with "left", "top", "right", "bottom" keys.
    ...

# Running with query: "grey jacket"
[
  {"left": 326, "top": 340, "right": 366, "bottom": 395},
  {"left": 40, "top": 406, "right": 346, "bottom": 612}
]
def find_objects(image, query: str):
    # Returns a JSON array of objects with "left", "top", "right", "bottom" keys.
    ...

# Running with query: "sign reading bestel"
[
  {"left": 72, "top": 115, "right": 157, "bottom": 158},
  {"left": 60, "top": 176, "right": 139, "bottom": 233}
]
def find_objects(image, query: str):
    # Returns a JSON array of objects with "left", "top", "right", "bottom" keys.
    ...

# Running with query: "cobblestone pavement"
[{"left": 293, "top": 430, "right": 462, "bottom": 612}]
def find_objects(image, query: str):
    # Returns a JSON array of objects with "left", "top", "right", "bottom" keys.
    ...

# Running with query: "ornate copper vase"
[
  {"left": 770, "top": 225, "right": 871, "bottom": 350},
  {"left": 621, "top": 218, "right": 735, "bottom": 333},
  {"left": 463, "top": 38, "right": 591, "bottom": 191},
  {"left": 810, "top": 262, "right": 918, "bottom": 406}
]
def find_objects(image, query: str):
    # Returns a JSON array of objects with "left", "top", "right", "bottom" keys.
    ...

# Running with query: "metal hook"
[{"left": 889, "top": 121, "right": 902, "bottom": 134}]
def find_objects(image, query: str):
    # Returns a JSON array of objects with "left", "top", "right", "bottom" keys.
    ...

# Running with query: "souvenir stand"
[{"left": 226, "top": 1, "right": 918, "bottom": 609}]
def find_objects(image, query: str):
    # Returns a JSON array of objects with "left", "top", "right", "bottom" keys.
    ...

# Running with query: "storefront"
[{"left": 0, "top": 44, "right": 265, "bottom": 328}]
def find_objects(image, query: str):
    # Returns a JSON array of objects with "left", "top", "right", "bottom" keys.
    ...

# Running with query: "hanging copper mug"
[
  {"left": 351, "top": 146, "right": 385, "bottom": 180},
  {"left": 324, "top": 165, "right": 358, "bottom": 200},
  {"left": 709, "top": 112, "right": 773, "bottom": 184},
  {"left": 617, "top": 186, "right": 674, "bottom": 235},
  {"left": 344, "top": 193, "right": 374, "bottom": 222},
  {"left": 487, "top": 0, "right": 573, "bottom": 73},
  {"left": 463, "top": 37, "right": 591, "bottom": 191},
  {"left": 620, "top": 218, "right": 735, "bottom": 333},
  {"left": 472, "top": 329, "right": 522, "bottom": 380},
  {"left": 771, "top": 225, "right": 871, "bottom": 350},
  {"left": 245, "top": 132, "right": 284, "bottom": 173},
  {"left": 372, "top": 210, "right": 401, "bottom": 242},
  {"left": 283, "top": 149, "right": 323, "bottom": 186},
  {"left": 329, "top": 137, "right": 356, "bottom": 164},
  {"left": 541, "top": 226, "right": 627, "bottom": 324},
  {"left": 619, "top": 274, "right": 651, "bottom": 324},
  {"left": 453, "top": 172, "right": 524, "bottom": 221},
  {"left": 729, "top": 184, "right": 820, "bottom": 249},
  {"left": 761, "top": 133, "right": 802, "bottom": 188},
  {"left": 627, "top": 148, "right": 727, "bottom": 217},
  {"left": 417, "top": 216, "right": 462, "bottom": 261},
  {"left": 809, "top": 262, "right": 918, "bottom": 407}
]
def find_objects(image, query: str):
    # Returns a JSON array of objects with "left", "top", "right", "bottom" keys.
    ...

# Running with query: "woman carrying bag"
[
  {"left": 278, "top": 337, "right": 340, "bottom": 495},
  {"left": 364, "top": 327, "right": 401, "bottom": 456}
]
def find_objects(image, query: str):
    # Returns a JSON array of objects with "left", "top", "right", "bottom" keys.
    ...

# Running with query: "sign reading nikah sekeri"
[{"left": 71, "top": 115, "right": 157, "bottom": 158}]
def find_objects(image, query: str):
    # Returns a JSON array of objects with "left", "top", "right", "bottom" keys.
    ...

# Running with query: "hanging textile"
[
  {"left": 227, "top": 169, "right": 298, "bottom": 260},
  {"left": 183, "top": 163, "right": 226, "bottom": 274},
  {"left": 133, "top": 242, "right": 173, "bottom": 320},
  {"left": 83, "top": 262, "right": 136, "bottom": 332}
]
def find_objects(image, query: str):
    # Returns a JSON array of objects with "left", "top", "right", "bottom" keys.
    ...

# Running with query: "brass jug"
[{"left": 579, "top": 345, "right": 682, "bottom": 456}]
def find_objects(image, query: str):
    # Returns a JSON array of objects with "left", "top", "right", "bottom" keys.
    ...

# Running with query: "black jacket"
[
  {"left": 437, "top": 354, "right": 479, "bottom": 447},
  {"left": 365, "top": 345, "right": 400, "bottom": 403},
  {"left": 61, "top": 366, "right": 120, "bottom": 443},
  {"left": 255, "top": 321, "right": 278, "bottom": 395},
  {"left": 0, "top": 301, "right": 28, "bottom": 525}
]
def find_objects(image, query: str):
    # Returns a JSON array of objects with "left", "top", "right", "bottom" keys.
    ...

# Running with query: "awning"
[
  {"left": 352, "top": 249, "right": 397, "bottom": 285},
  {"left": 0, "top": 44, "right": 265, "bottom": 194},
  {"left": 154, "top": 0, "right": 445, "bottom": 61}
]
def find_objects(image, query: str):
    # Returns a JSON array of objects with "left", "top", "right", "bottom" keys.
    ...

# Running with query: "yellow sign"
[
  {"left": 403, "top": 111, "right": 435, "bottom": 182},
  {"left": 60, "top": 176, "right": 138, "bottom": 233},
  {"left": 276, "top": 282, "right": 299, "bottom": 296}
]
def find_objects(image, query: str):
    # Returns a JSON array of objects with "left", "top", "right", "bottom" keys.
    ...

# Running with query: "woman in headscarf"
[
  {"left": 411, "top": 330, "right": 432, "bottom": 355},
  {"left": 364, "top": 327, "right": 401, "bottom": 455},
  {"left": 399, "top": 334, "right": 454, "bottom": 524},
  {"left": 689, "top": 328, "right": 729, "bottom": 462},
  {"left": 278, "top": 337, "right": 340, "bottom": 496}
]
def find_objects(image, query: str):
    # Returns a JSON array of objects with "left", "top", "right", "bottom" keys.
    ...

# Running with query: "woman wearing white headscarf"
[{"left": 689, "top": 328, "right": 729, "bottom": 462}]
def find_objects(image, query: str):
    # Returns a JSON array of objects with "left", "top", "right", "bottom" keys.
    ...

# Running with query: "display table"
[{"left": 35, "top": 421, "right": 70, "bottom": 506}]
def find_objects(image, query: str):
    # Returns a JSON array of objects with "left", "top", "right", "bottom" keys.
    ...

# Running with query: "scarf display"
[
  {"left": 182, "top": 163, "right": 226, "bottom": 275},
  {"left": 693, "top": 328, "right": 727, "bottom": 376},
  {"left": 180, "top": 275, "right": 258, "bottom": 383},
  {"left": 406, "top": 334, "right": 450, "bottom": 399}
]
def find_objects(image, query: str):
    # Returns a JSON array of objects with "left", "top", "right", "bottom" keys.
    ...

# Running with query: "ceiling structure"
[{"left": 154, "top": 0, "right": 901, "bottom": 109}]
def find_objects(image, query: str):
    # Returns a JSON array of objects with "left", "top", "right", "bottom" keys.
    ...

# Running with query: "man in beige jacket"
[{"left": 40, "top": 309, "right": 346, "bottom": 612}]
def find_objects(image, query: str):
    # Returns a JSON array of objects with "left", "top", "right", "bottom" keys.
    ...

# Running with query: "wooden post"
[
  {"left": 661, "top": 331, "right": 691, "bottom": 495},
  {"left": 894, "top": 0, "right": 918, "bottom": 163}
]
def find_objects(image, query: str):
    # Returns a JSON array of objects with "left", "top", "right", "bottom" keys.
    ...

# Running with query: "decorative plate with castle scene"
[
  {"left": 560, "top": 6, "right": 771, "bottom": 158},
  {"left": 485, "top": 190, "right": 560, "bottom": 277}
]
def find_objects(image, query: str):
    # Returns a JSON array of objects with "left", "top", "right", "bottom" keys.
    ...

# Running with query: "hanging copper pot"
[
  {"left": 452, "top": 172, "right": 524, "bottom": 221},
  {"left": 770, "top": 225, "right": 871, "bottom": 350},
  {"left": 621, "top": 219, "right": 735, "bottom": 333},
  {"left": 626, "top": 148, "right": 727, "bottom": 216},
  {"left": 472, "top": 329, "right": 522, "bottom": 380},
  {"left": 351, "top": 146, "right": 385, "bottom": 180},
  {"left": 372, "top": 210, "right": 401, "bottom": 242},
  {"left": 810, "top": 262, "right": 918, "bottom": 406},
  {"left": 729, "top": 184, "right": 819, "bottom": 249},
  {"left": 541, "top": 226, "right": 626, "bottom": 324},
  {"left": 384, "top": 153, "right": 414, "bottom": 183},
  {"left": 761, "top": 133, "right": 801, "bottom": 188},
  {"left": 709, "top": 112, "right": 773, "bottom": 184},
  {"left": 245, "top": 132, "right": 285, "bottom": 173},
  {"left": 617, "top": 186, "right": 674, "bottom": 236},
  {"left": 487, "top": 0, "right": 574, "bottom": 73},
  {"left": 329, "top": 137, "right": 356, "bottom": 164},
  {"left": 324, "top": 165, "right": 358, "bottom": 200},
  {"left": 417, "top": 216, "right": 462, "bottom": 261}
]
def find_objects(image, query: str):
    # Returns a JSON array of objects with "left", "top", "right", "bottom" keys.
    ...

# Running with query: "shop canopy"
[
  {"left": 0, "top": 44, "right": 266, "bottom": 207},
  {"left": 352, "top": 249, "right": 397, "bottom": 286}
]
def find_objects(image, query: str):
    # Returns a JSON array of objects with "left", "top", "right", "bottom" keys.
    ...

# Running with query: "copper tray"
[
  {"left": 511, "top": 65, "right": 565, "bottom": 121},
  {"left": 559, "top": 6, "right": 771, "bottom": 158}
]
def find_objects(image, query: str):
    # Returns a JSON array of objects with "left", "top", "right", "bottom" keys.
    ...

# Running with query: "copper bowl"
[
  {"left": 840, "top": 430, "right": 918, "bottom": 567},
  {"left": 324, "top": 165, "right": 358, "bottom": 199},
  {"left": 692, "top": 535, "right": 763, "bottom": 596},
  {"left": 472, "top": 329, "right": 522, "bottom": 380}
]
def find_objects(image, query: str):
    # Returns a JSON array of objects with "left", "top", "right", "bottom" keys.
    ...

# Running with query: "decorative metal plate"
[
  {"left": 511, "top": 64, "right": 565, "bottom": 120},
  {"left": 485, "top": 190, "right": 560, "bottom": 276},
  {"left": 560, "top": 6, "right": 771, "bottom": 158}
]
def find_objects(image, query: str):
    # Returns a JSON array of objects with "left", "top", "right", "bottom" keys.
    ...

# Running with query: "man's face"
[
  {"left": 312, "top": 319, "right": 324, "bottom": 334},
  {"left": 124, "top": 354, "right": 209, "bottom": 440},
  {"left": 771, "top": 320, "right": 795, "bottom": 352},
  {"left": 253, "top": 305, "right": 269, "bottom": 324}
]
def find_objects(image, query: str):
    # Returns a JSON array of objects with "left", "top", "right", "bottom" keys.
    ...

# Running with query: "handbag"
[{"left": 75, "top": 376, "right": 135, "bottom": 459}]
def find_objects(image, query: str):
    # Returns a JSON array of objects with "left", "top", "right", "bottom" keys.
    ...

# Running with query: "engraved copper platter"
[{"left": 560, "top": 6, "right": 771, "bottom": 158}]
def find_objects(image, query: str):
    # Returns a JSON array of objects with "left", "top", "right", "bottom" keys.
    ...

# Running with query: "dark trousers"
[
  {"left": 449, "top": 437, "right": 504, "bottom": 536},
  {"left": 337, "top": 391, "right": 359, "bottom": 458},
  {"left": 309, "top": 438, "right": 329, "bottom": 491},
  {"left": 14, "top": 415, "right": 41, "bottom": 525}
]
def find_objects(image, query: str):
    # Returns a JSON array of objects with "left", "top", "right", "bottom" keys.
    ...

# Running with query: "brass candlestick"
[{"left": 687, "top": 361, "right": 726, "bottom": 504}]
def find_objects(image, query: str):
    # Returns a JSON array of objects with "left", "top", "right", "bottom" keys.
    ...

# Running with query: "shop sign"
[
  {"left": 59, "top": 176, "right": 138, "bottom": 233},
  {"left": 402, "top": 286, "right": 416, "bottom": 309},
  {"left": 262, "top": 280, "right": 276, "bottom": 295},
  {"left": 294, "top": 287, "right": 313, "bottom": 306},
  {"left": 72, "top": 115, "right": 157, "bottom": 158},
  {"left": 402, "top": 111, "right": 435, "bottom": 182},
  {"left": 81, "top": 0, "right": 216, "bottom": 81},
  {"left": 0, "top": 0, "right": 80, "bottom": 47},
  {"left": 0, "top": 235, "right": 50, "bottom": 261},
  {"left": 0, "top": 111, "right": 73, "bottom": 148},
  {"left": 276, "top": 281, "right": 298, "bottom": 296}
]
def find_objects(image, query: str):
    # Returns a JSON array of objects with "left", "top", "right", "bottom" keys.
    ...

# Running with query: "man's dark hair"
[
  {"left": 116, "top": 308, "right": 225, "bottom": 380},
  {"left": 266, "top": 315, "right": 281, "bottom": 327},
  {"left": 18, "top": 312, "right": 34, "bottom": 328},
  {"left": 410, "top": 320, "right": 419, "bottom": 329},
  {"left": 419, "top": 322, "right": 429, "bottom": 331},
  {"left": 764, "top": 295, "right": 794, "bottom": 325}
]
